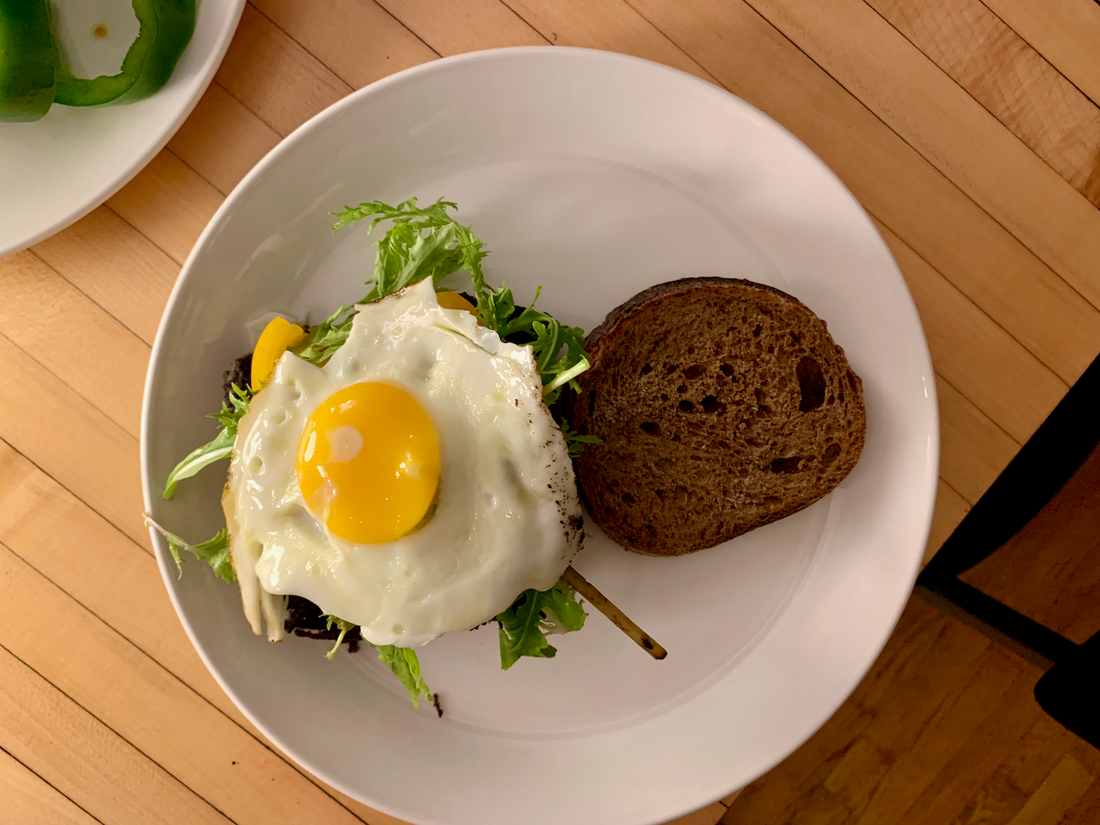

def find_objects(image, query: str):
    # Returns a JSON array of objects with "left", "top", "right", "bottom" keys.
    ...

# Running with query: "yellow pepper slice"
[
  {"left": 252, "top": 317, "right": 306, "bottom": 388},
  {"left": 436, "top": 291, "right": 481, "bottom": 322}
]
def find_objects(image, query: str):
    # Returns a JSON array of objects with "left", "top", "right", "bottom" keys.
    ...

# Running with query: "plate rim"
[{"left": 141, "top": 45, "right": 940, "bottom": 825}]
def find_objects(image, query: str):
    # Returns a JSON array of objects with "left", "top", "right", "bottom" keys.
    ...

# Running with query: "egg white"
[{"left": 223, "top": 280, "right": 582, "bottom": 647}]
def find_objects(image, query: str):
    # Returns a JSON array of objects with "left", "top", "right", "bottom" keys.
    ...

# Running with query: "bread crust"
[{"left": 570, "top": 277, "right": 866, "bottom": 556}]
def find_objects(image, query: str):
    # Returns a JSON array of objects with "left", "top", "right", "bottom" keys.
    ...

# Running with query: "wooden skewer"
[{"left": 562, "top": 565, "right": 667, "bottom": 660}]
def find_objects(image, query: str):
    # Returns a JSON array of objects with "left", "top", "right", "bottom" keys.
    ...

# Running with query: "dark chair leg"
[
  {"left": 1034, "top": 631, "right": 1100, "bottom": 747},
  {"left": 919, "top": 351, "right": 1100, "bottom": 583},
  {"left": 914, "top": 351, "right": 1100, "bottom": 748}
]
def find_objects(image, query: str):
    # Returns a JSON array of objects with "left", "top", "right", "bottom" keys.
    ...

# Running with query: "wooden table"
[{"left": 2, "top": 1, "right": 1098, "bottom": 823}]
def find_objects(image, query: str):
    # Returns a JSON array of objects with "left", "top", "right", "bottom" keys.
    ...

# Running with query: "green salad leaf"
[
  {"left": 375, "top": 644, "right": 434, "bottom": 709},
  {"left": 320, "top": 616, "right": 434, "bottom": 711},
  {"left": 558, "top": 421, "right": 603, "bottom": 459},
  {"left": 145, "top": 516, "right": 236, "bottom": 584},
  {"left": 496, "top": 581, "right": 587, "bottom": 670},
  {"left": 163, "top": 384, "right": 250, "bottom": 500},
  {"left": 289, "top": 304, "right": 357, "bottom": 367},
  {"left": 332, "top": 198, "right": 487, "bottom": 303},
  {"left": 332, "top": 198, "right": 597, "bottom": 437},
  {"left": 486, "top": 284, "right": 592, "bottom": 405},
  {"left": 322, "top": 615, "right": 356, "bottom": 660}
]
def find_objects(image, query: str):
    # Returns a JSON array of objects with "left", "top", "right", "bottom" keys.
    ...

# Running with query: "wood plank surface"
[
  {"left": 869, "top": 0, "right": 1100, "bottom": 207},
  {"left": 982, "top": 0, "right": 1100, "bottom": 105},
  {"left": 741, "top": 0, "right": 1100, "bottom": 309},
  {"left": 0, "top": 749, "right": 100, "bottom": 825},
  {"left": 1, "top": 0, "right": 1098, "bottom": 822}
]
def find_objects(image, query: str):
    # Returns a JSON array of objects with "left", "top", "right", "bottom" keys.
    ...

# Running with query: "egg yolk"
[
  {"left": 252, "top": 317, "right": 307, "bottom": 388},
  {"left": 296, "top": 382, "right": 441, "bottom": 545},
  {"left": 436, "top": 290, "right": 481, "bottom": 321}
]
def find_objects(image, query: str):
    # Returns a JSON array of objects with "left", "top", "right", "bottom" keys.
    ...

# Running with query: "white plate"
[
  {"left": 0, "top": 0, "right": 245, "bottom": 257},
  {"left": 142, "top": 47, "right": 938, "bottom": 825}
]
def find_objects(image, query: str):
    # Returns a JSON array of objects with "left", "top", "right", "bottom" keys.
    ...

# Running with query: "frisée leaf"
[
  {"left": 331, "top": 197, "right": 487, "bottom": 302},
  {"left": 145, "top": 516, "right": 236, "bottom": 584}
]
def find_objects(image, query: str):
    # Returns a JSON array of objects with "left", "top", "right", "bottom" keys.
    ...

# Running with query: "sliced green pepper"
[
  {"left": 54, "top": 0, "right": 195, "bottom": 107},
  {"left": 0, "top": 0, "right": 58, "bottom": 123}
]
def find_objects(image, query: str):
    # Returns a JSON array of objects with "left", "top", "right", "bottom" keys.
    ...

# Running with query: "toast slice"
[{"left": 569, "top": 277, "right": 865, "bottom": 556}]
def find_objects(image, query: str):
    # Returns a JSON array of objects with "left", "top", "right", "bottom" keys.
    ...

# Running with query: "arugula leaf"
[
  {"left": 496, "top": 580, "right": 587, "bottom": 670},
  {"left": 558, "top": 421, "right": 602, "bottom": 459},
  {"left": 162, "top": 384, "right": 251, "bottom": 500},
  {"left": 144, "top": 516, "right": 236, "bottom": 583},
  {"left": 318, "top": 614, "right": 434, "bottom": 710},
  {"left": 375, "top": 644, "right": 434, "bottom": 709},
  {"left": 331, "top": 198, "right": 487, "bottom": 303},
  {"left": 530, "top": 319, "right": 591, "bottom": 405},
  {"left": 481, "top": 284, "right": 592, "bottom": 406}
]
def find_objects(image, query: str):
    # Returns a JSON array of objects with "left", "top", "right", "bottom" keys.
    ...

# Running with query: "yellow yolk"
[
  {"left": 252, "top": 317, "right": 307, "bottom": 388},
  {"left": 436, "top": 290, "right": 481, "bottom": 321},
  {"left": 296, "top": 382, "right": 441, "bottom": 545}
]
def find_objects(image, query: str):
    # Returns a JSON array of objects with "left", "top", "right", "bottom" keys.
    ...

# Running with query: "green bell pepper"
[
  {"left": 54, "top": 0, "right": 195, "bottom": 107},
  {"left": 0, "top": 0, "right": 58, "bottom": 122}
]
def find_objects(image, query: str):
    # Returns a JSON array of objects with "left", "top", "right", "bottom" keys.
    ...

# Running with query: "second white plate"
[{"left": 0, "top": 0, "right": 245, "bottom": 257}]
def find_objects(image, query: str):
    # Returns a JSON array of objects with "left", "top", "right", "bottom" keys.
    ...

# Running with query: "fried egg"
[{"left": 223, "top": 279, "right": 582, "bottom": 648}]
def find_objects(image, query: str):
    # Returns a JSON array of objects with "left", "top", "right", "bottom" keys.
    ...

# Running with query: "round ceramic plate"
[
  {"left": 0, "top": 0, "right": 245, "bottom": 258},
  {"left": 143, "top": 48, "right": 938, "bottom": 825}
]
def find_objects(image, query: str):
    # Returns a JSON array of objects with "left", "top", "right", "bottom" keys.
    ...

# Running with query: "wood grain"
[
  {"left": 965, "top": 441, "right": 1100, "bottom": 643},
  {"left": 662, "top": 802, "right": 726, "bottom": 825},
  {"left": 982, "top": 0, "right": 1100, "bottom": 106},
  {"left": 0, "top": 542, "right": 371, "bottom": 825},
  {"left": 107, "top": 150, "right": 223, "bottom": 265},
  {"left": 0, "top": 647, "right": 230, "bottom": 825},
  {"left": 1006, "top": 755, "right": 1094, "bottom": 824},
  {"left": 2, "top": 0, "right": 1099, "bottom": 820},
  {"left": 890, "top": 683, "right": 1040, "bottom": 825},
  {"left": 876, "top": 220, "right": 1067, "bottom": 444},
  {"left": 504, "top": 0, "right": 716, "bottom": 81},
  {"left": 934, "top": 376, "right": 1019, "bottom": 504},
  {"left": 168, "top": 82, "right": 281, "bottom": 195},
  {"left": 0, "top": 442, "right": 408, "bottom": 825},
  {"left": 216, "top": 5, "right": 351, "bottom": 137},
  {"left": 380, "top": 0, "right": 547, "bottom": 52},
  {"left": 742, "top": 0, "right": 1100, "bottom": 310},
  {"left": 870, "top": 0, "right": 1100, "bottom": 207},
  {"left": 0, "top": 749, "right": 99, "bottom": 825},
  {"left": 0, "top": 251, "right": 148, "bottom": 436},
  {"left": 0, "top": 336, "right": 146, "bottom": 546},
  {"left": 725, "top": 406, "right": 1100, "bottom": 823},
  {"left": 0, "top": 442, "right": 250, "bottom": 729},
  {"left": 924, "top": 480, "right": 970, "bottom": 563},
  {"left": 32, "top": 206, "right": 179, "bottom": 345},
  {"left": 252, "top": 0, "right": 438, "bottom": 88}
]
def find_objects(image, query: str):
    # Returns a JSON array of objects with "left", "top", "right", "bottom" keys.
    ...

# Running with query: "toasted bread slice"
[{"left": 569, "top": 277, "right": 865, "bottom": 556}]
